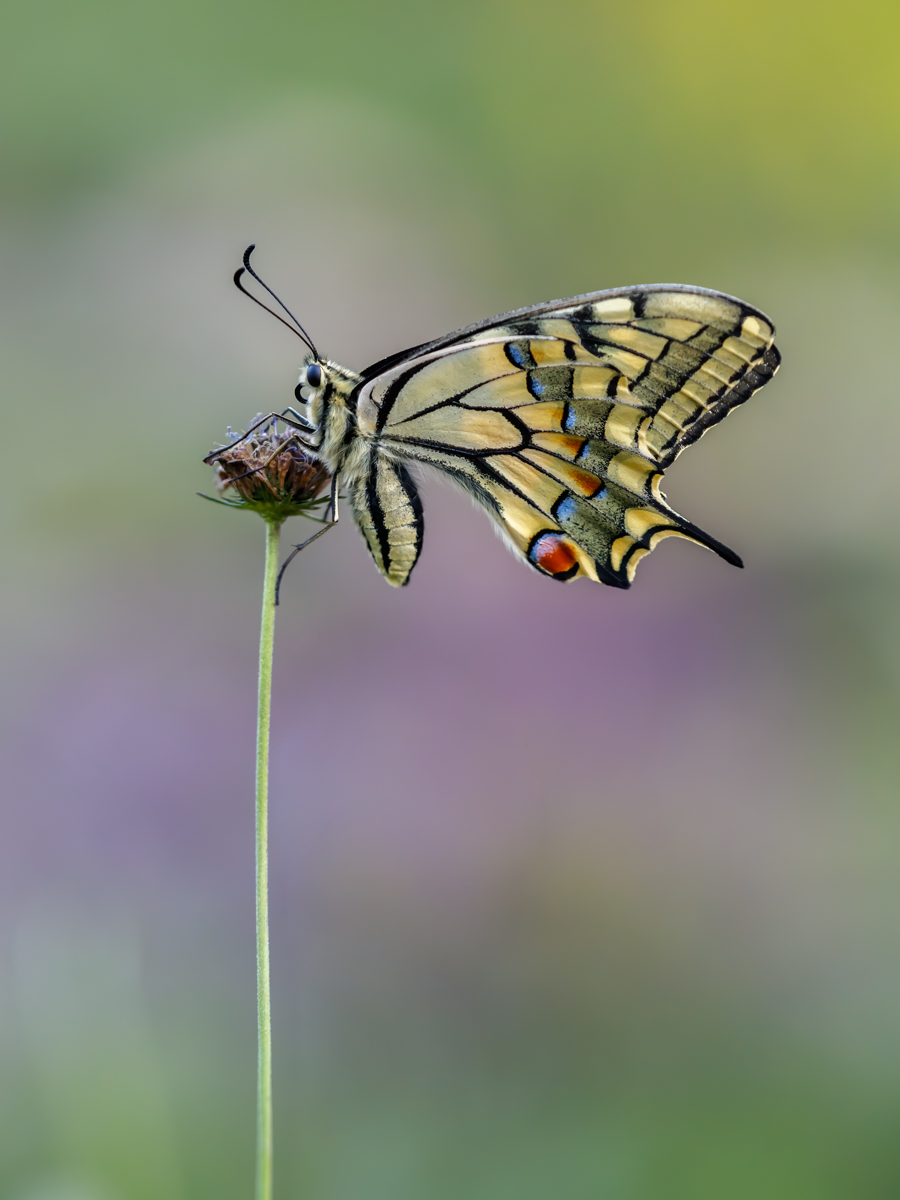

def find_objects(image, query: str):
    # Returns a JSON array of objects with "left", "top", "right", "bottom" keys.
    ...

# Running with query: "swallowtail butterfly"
[{"left": 219, "top": 247, "right": 780, "bottom": 589}]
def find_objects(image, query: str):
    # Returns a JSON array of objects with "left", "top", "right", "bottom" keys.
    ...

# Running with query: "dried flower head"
[{"left": 204, "top": 420, "right": 330, "bottom": 523}]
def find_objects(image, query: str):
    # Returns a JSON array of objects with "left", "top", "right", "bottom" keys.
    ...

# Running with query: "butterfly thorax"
[{"left": 305, "top": 359, "right": 364, "bottom": 479}]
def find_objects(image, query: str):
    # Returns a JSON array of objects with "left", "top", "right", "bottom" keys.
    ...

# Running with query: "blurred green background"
[{"left": 2, "top": 1, "right": 900, "bottom": 1197}]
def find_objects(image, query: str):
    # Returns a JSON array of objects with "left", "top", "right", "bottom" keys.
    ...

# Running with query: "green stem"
[{"left": 255, "top": 517, "right": 281, "bottom": 1200}]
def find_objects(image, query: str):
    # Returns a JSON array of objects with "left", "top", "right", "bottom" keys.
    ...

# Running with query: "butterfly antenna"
[
  {"left": 235, "top": 244, "right": 320, "bottom": 360},
  {"left": 233, "top": 268, "right": 315, "bottom": 350}
]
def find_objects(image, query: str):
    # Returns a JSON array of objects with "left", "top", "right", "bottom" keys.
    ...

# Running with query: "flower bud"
[{"left": 205, "top": 421, "right": 330, "bottom": 522}]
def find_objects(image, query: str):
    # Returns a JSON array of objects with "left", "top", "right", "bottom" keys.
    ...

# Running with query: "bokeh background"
[{"left": 2, "top": 2, "right": 900, "bottom": 1197}]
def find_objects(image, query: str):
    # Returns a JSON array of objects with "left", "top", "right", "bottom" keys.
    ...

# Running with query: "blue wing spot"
[
  {"left": 563, "top": 403, "right": 576, "bottom": 431},
  {"left": 555, "top": 495, "right": 578, "bottom": 522},
  {"left": 506, "top": 343, "right": 526, "bottom": 368},
  {"left": 528, "top": 373, "right": 545, "bottom": 398}
]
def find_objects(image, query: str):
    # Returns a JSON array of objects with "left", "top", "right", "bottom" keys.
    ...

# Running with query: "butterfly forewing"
[{"left": 351, "top": 285, "right": 779, "bottom": 587}]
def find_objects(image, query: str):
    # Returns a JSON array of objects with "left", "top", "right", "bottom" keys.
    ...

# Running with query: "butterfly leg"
[
  {"left": 274, "top": 473, "right": 340, "bottom": 606},
  {"left": 203, "top": 412, "right": 317, "bottom": 465},
  {"left": 279, "top": 406, "right": 314, "bottom": 429}
]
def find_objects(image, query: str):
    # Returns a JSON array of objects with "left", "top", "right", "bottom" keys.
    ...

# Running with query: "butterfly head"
[
  {"left": 293, "top": 356, "right": 362, "bottom": 455},
  {"left": 295, "top": 359, "right": 325, "bottom": 404}
]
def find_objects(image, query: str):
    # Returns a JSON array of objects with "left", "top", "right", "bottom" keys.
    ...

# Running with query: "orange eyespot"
[{"left": 529, "top": 533, "right": 579, "bottom": 578}]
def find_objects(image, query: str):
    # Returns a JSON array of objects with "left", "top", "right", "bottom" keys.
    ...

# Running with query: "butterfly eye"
[{"left": 294, "top": 362, "right": 324, "bottom": 403}]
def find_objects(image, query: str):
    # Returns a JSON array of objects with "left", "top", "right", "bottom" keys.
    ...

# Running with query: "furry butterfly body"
[{"left": 292, "top": 283, "right": 779, "bottom": 588}]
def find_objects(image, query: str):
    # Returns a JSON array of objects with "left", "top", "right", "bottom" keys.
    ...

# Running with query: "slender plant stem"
[{"left": 255, "top": 517, "right": 281, "bottom": 1200}]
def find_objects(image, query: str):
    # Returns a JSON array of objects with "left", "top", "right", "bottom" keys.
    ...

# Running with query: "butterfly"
[{"left": 218, "top": 246, "right": 780, "bottom": 590}]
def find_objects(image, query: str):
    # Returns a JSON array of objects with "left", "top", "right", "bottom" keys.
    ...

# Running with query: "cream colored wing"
[{"left": 354, "top": 285, "right": 779, "bottom": 587}]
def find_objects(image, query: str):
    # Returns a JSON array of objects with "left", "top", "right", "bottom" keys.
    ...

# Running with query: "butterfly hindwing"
[
  {"left": 347, "top": 454, "right": 424, "bottom": 587},
  {"left": 353, "top": 285, "right": 779, "bottom": 587}
]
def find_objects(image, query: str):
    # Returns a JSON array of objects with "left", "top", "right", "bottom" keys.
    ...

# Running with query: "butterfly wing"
[
  {"left": 354, "top": 285, "right": 780, "bottom": 587},
  {"left": 346, "top": 454, "right": 424, "bottom": 586}
]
